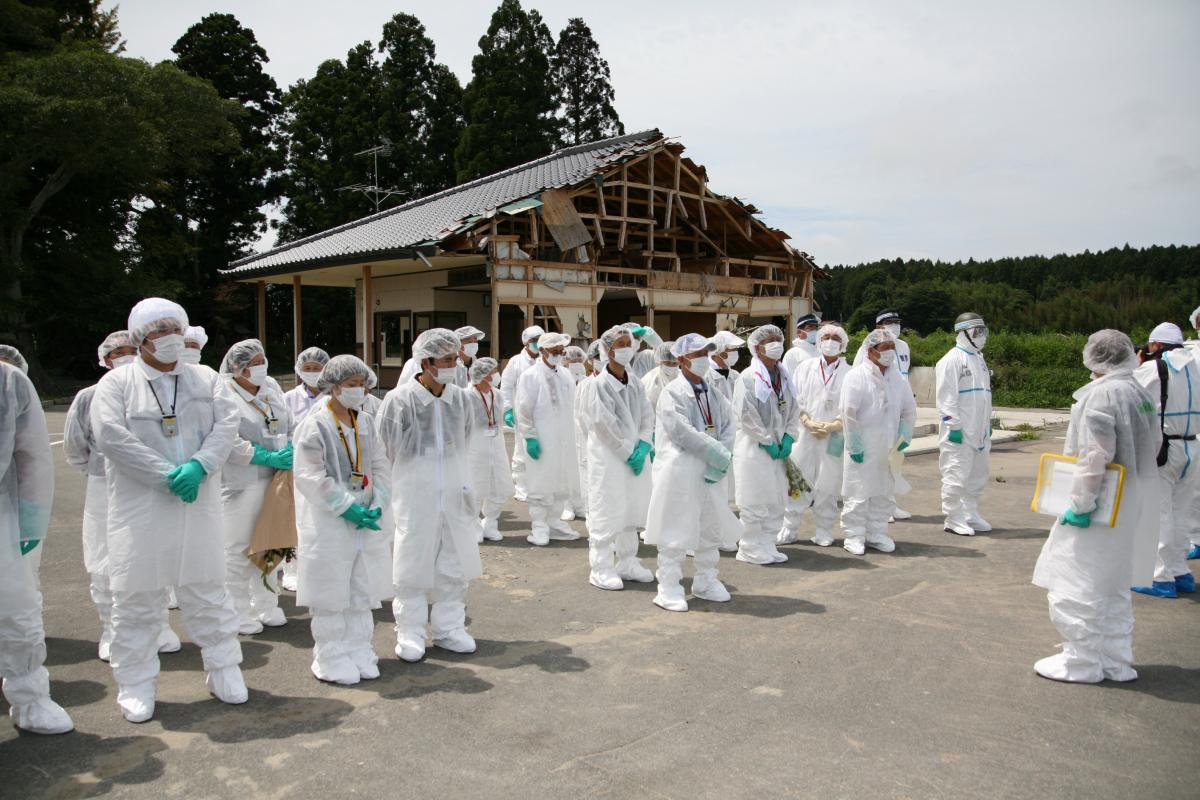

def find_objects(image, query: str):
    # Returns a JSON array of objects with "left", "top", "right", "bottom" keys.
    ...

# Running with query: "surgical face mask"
[
  {"left": 178, "top": 348, "right": 202, "bottom": 365},
  {"left": 724, "top": 350, "right": 739, "bottom": 368},
  {"left": 337, "top": 386, "right": 366, "bottom": 409},
  {"left": 685, "top": 357, "right": 710, "bottom": 378},
  {"left": 245, "top": 364, "right": 268, "bottom": 386},
  {"left": 970, "top": 332, "right": 989, "bottom": 350},
  {"left": 661, "top": 365, "right": 680, "bottom": 379},
  {"left": 763, "top": 341, "right": 785, "bottom": 360},
  {"left": 110, "top": 355, "right": 135, "bottom": 369},
  {"left": 591, "top": 359, "right": 604, "bottom": 374},
  {"left": 545, "top": 353, "right": 563, "bottom": 367},
  {"left": 527, "top": 341, "right": 539, "bottom": 353},
  {"left": 298, "top": 371, "right": 322, "bottom": 388},
  {"left": 434, "top": 367, "right": 458, "bottom": 385},
  {"left": 819, "top": 339, "right": 842, "bottom": 357},
  {"left": 149, "top": 334, "right": 184, "bottom": 364},
  {"left": 876, "top": 350, "right": 897, "bottom": 367},
  {"left": 463, "top": 342, "right": 479, "bottom": 358},
  {"left": 883, "top": 323, "right": 901, "bottom": 339},
  {"left": 612, "top": 346, "right": 635, "bottom": 366},
  {"left": 568, "top": 363, "right": 586, "bottom": 379}
]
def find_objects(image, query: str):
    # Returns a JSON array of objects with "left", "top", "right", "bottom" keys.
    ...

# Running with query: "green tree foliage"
[
  {"left": 455, "top": 0, "right": 560, "bottom": 181},
  {"left": 554, "top": 18, "right": 623, "bottom": 146}
]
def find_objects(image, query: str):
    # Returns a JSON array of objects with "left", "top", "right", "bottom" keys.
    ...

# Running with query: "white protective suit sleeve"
[
  {"left": 1067, "top": 405, "right": 1117, "bottom": 515},
  {"left": 841, "top": 372, "right": 868, "bottom": 456},
  {"left": 500, "top": 353, "right": 528, "bottom": 414},
  {"left": 658, "top": 385, "right": 732, "bottom": 468},
  {"left": 514, "top": 368, "right": 541, "bottom": 441},
  {"left": 1, "top": 367, "right": 54, "bottom": 543},
  {"left": 294, "top": 409, "right": 356, "bottom": 516},
  {"left": 733, "top": 377, "right": 776, "bottom": 446},
  {"left": 62, "top": 387, "right": 95, "bottom": 474},
  {"left": 581, "top": 376, "right": 651, "bottom": 459},
  {"left": 935, "top": 353, "right": 962, "bottom": 429}
]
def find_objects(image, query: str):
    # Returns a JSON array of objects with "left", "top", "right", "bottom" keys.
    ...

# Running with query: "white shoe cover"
[
  {"left": 966, "top": 513, "right": 992, "bottom": 532},
  {"left": 692, "top": 580, "right": 731, "bottom": 603},
  {"left": 944, "top": 518, "right": 976, "bottom": 536},
  {"left": 433, "top": 629, "right": 477, "bottom": 654},
  {"left": 311, "top": 657, "right": 360, "bottom": 686},
  {"left": 280, "top": 574, "right": 299, "bottom": 592},
  {"left": 166, "top": 587, "right": 179, "bottom": 609},
  {"left": 810, "top": 531, "right": 834, "bottom": 547},
  {"left": 770, "top": 550, "right": 789, "bottom": 563},
  {"left": 480, "top": 518, "right": 503, "bottom": 541},
  {"left": 718, "top": 544, "right": 738, "bottom": 553},
  {"left": 617, "top": 561, "right": 655, "bottom": 583},
  {"left": 157, "top": 625, "right": 182, "bottom": 653},
  {"left": 526, "top": 528, "right": 550, "bottom": 546},
  {"left": 653, "top": 589, "right": 689, "bottom": 612},
  {"left": 589, "top": 569, "right": 624, "bottom": 591},
  {"left": 395, "top": 633, "right": 426, "bottom": 663},
  {"left": 1034, "top": 653, "right": 1102, "bottom": 684},
  {"left": 843, "top": 538, "right": 866, "bottom": 556},
  {"left": 560, "top": 507, "right": 576, "bottom": 521},
  {"left": 866, "top": 532, "right": 896, "bottom": 553},
  {"left": 117, "top": 683, "right": 156, "bottom": 723},
  {"left": 548, "top": 522, "right": 581, "bottom": 541},
  {"left": 98, "top": 630, "right": 113, "bottom": 662},
  {"left": 776, "top": 527, "right": 801, "bottom": 545},
  {"left": 258, "top": 607, "right": 287, "bottom": 627},
  {"left": 206, "top": 666, "right": 249, "bottom": 704},
  {"left": 891, "top": 506, "right": 912, "bottom": 520},
  {"left": 10, "top": 697, "right": 74, "bottom": 735},
  {"left": 237, "top": 619, "right": 264, "bottom": 636}
]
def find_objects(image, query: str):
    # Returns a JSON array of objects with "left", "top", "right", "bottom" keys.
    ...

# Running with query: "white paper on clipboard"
[{"left": 1031, "top": 453, "right": 1125, "bottom": 528}]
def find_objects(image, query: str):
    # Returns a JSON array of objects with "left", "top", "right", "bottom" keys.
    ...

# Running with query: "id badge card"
[
  {"left": 777, "top": 398, "right": 787, "bottom": 413},
  {"left": 350, "top": 471, "right": 365, "bottom": 491},
  {"left": 705, "top": 424, "right": 716, "bottom": 436},
  {"left": 485, "top": 424, "right": 499, "bottom": 438},
  {"left": 266, "top": 416, "right": 281, "bottom": 435},
  {"left": 161, "top": 415, "right": 179, "bottom": 437}
]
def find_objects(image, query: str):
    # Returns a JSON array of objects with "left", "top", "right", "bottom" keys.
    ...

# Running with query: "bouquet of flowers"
[
  {"left": 245, "top": 471, "right": 299, "bottom": 591},
  {"left": 785, "top": 458, "right": 811, "bottom": 499}
]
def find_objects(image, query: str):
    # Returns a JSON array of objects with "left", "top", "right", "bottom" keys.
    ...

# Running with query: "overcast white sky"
[{"left": 114, "top": 0, "right": 1199, "bottom": 267}]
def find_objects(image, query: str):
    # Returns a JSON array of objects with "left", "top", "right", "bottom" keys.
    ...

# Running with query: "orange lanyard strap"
[
  {"left": 242, "top": 393, "right": 274, "bottom": 419},
  {"left": 329, "top": 405, "right": 361, "bottom": 472}
]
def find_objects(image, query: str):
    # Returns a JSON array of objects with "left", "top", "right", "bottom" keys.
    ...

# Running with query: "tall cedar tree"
[
  {"left": 455, "top": 0, "right": 560, "bottom": 182},
  {"left": 554, "top": 18, "right": 623, "bottom": 146}
]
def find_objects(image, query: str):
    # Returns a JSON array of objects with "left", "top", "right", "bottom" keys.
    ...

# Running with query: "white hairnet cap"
[
  {"left": 521, "top": 325, "right": 545, "bottom": 344},
  {"left": 863, "top": 328, "right": 897, "bottom": 350},
  {"left": 1190, "top": 305, "right": 1200, "bottom": 330},
  {"left": 97, "top": 330, "right": 135, "bottom": 367},
  {"left": 0, "top": 345, "right": 29, "bottom": 374},
  {"left": 295, "top": 346, "right": 330, "bottom": 372},
  {"left": 220, "top": 339, "right": 265, "bottom": 375},
  {"left": 816, "top": 323, "right": 849, "bottom": 351},
  {"left": 586, "top": 340, "right": 602, "bottom": 360},
  {"left": 711, "top": 330, "right": 745, "bottom": 350},
  {"left": 599, "top": 325, "right": 632, "bottom": 357},
  {"left": 1149, "top": 322, "right": 1184, "bottom": 346},
  {"left": 127, "top": 298, "right": 188, "bottom": 345},
  {"left": 469, "top": 356, "right": 499, "bottom": 384},
  {"left": 184, "top": 326, "right": 208, "bottom": 348},
  {"left": 671, "top": 333, "right": 717, "bottom": 358},
  {"left": 747, "top": 324, "right": 784, "bottom": 349},
  {"left": 1083, "top": 329, "right": 1137, "bottom": 374},
  {"left": 654, "top": 342, "right": 678, "bottom": 363},
  {"left": 317, "top": 354, "right": 375, "bottom": 391},
  {"left": 537, "top": 331, "right": 570, "bottom": 350},
  {"left": 564, "top": 345, "right": 586, "bottom": 362},
  {"left": 455, "top": 325, "right": 486, "bottom": 341},
  {"left": 413, "top": 328, "right": 462, "bottom": 361}
]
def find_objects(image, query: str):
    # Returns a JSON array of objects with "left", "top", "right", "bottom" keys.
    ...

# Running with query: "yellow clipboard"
[{"left": 1030, "top": 453, "right": 1126, "bottom": 528}]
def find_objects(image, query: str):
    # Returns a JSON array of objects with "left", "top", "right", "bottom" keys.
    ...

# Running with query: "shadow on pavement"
[
  {"left": 155, "top": 689, "right": 356, "bottom": 743},
  {"left": 45, "top": 636, "right": 101, "bottom": 668},
  {"left": 688, "top": 591, "right": 826, "bottom": 618},
  {"left": 0, "top": 731, "right": 168, "bottom": 799},
  {"left": 436, "top": 638, "right": 591, "bottom": 674},
  {"left": 369, "top": 659, "right": 495, "bottom": 700},
  {"left": 890, "top": 540, "right": 986, "bottom": 559},
  {"left": 159, "top": 639, "right": 272, "bottom": 672},
  {"left": 771, "top": 547, "right": 878, "bottom": 572},
  {"left": 1108, "top": 664, "right": 1200, "bottom": 705},
  {"left": 986, "top": 527, "right": 1049, "bottom": 541},
  {"left": 50, "top": 678, "right": 109, "bottom": 708}
]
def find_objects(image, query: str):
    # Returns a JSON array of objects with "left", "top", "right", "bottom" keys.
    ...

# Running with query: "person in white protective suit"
[
  {"left": 0, "top": 344, "right": 29, "bottom": 373},
  {"left": 586, "top": 339, "right": 605, "bottom": 376},
  {"left": 780, "top": 324, "right": 850, "bottom": 547},
  {"left": 851, "top": 309, "right": 915, "bottom": 522},
  {"left": 1189, "top": 305, "right": 1200, "bottom": 561},
  {"left": 466, "top": 357, "right": 514, "bottom": 542},
  {"left": 709, "top": 330, "right": 745, "bottom": 529},
  {"left": 285, "top": 346, "right": 330, "bottom": 426},
  {"left": 936, "top": 312, "right": 995, "bottom": 536},
  {"left": 218, "top": 340, "right": 293, "bottom": 634},
  {"left": 620, "top": 322, "right": 664, "bottom": 381},
  {"left": 396, "top": 325, "right": 485, "bottom": 387},
  {"left": 560, "top": 345, "right": 589, "bottom": 521},
  {"left": 501, "top": 324, "right": 545, "bottom": 501},
  {"left": 645, "top": 334, "right": 743, "bottom": 611},
  {"left": 733, "top": 324, "right": 800, "bottom": 565},
  {"left": 0, "top": 363, "right": 74, "bottom": 735},
  {"left": 515, "top": 331, "right": 582, "bottom": 547},
  {"left": 179, "top": 326, "right": 208, "bottom": 366},
  {"left": 577, "top": 326, "right": 656, "bottom": 590},
  {"left": 292, "top": 355, "right": 391, "bottom": 684},
  {"left": 840, "top": 329, "right": 916, "bottom": 556},
  {"left": 91, "top": 297, "right": 246, "bottom": 723},
  {"left": 564, "top": 345, "right": 588, "bottom": 384},
  {"left": 1130, "top": 323, "right": 1200, "bottom": 598},
  {"left": 379, "top": 329, "right": 484, "bottom": 662},
  {"left": 641, "top": 341, "right": 679, "bottom": 410},
  {"left": 1032, "top": 330, "right": 1161, "bottom": 683},
  {"left": 64, "top": 331, "right": 181, "bottom": 661},
  {"left": 782, "top": 314, "right": 820, "bottom": 376}
]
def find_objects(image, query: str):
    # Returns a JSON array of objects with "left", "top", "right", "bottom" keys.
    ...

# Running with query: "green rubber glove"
[
  {"left": 167, "top": 459, "right": 207, "bottom": 503},
  {"left": 759, "top": 441, "right": 784, "bottom": 460},
  {"left": 850, "top": 452, "right": 865, "bottom": 464},
  {"left": 626, "top": 440, "right": 651, "bottom": 475},
  {"left": 630, "top": 325, "right": 649, "bottom": 338},
  {"left": 525, "top": 437, "right": 542, "bottom": 460},
  {"left": 704, "top": 478, "right": 718, "bottom": 484},
  {"left": 251, "top": 442, "right": 293, "bottom": 470},
  {"left": 20, "top": 539, "right": 39, "bottom": 556},
  {"left": 504, "top": 408, "right": 515, "bottom": 427},
  {"left": 780, "top": 433, "right": 796, "bottom": 459},
  {"left": 341, "top": 503, "right": 382, "bottom": 531},
  {"left": 947, "top": 428, "right": 964, "bottom": 444},
  {"left": 897, "top": 440, "right": 910, "bottom": 452},
  {"left": 1061, "top": 508, "right": 1092, "bottom": 528}
]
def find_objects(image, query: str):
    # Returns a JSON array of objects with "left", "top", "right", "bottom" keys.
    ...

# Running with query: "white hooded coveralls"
[
  {"left": 936, "top": 339, "right": 993, "bottom": 525},
  {"left": 792, "top": 355, "right": 850, "bottom": 538},
  {"left": 515, "top": 359, "right": 579, "bottom": 535},
  {"left": 502, "top": 349, "right": 539, "bottom": 497},
  {"left": 466, "top": 384, "right": 515, "bottom": 527}
]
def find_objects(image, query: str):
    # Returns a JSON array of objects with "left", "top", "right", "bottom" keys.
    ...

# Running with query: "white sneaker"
[
  {"left": 891, "top": 507, "right": 912, "bottom": 520},
  {"left": 257, "top": 607, "right": 287, "bottom": 627},
  {"left": 843, "top": 539, "right": 866, "bottom": 556},
  {"left": 692, "top": 580, "right": 731, "bottom": 603},
  {"left": 653, "top": 590, "right": 689, "bottom": 612},
  {"left": 395, "top": 634, "right": 426, "bottom": 663},
  {"left": 866, "top": 532, "right": 896, "bottom": 553},
  {"left": 966, "top": 513, "right": 992, "bottom": 532},
  {"left": 617, "top": 561, "right": 655, "bottom": 583},
  {"left": 589, "top": 569, "right": 624, "bottom": 591},
  {"left": 157, "top": 625, "right": 182, "bottom": 653},
  {"left": 944, "top": 518, "right": 975, "bottom": 536},
  {"left": 810, "top": 531, "right": 834, "bottom": 547},
  {"left": 10, "top": 697, "right": 74, "bottom": 735},
  {"left": 526, "top": 528, "right": 550, "bottom": 546},
  {"left": 206, "top": 665, "right": 249, "bottom": 704},
  {"left": 117, "top": 683, "right": 156, "bottom": 723},
  {"left": 433, "top": 629, "right": 477, "bottom": 654}
]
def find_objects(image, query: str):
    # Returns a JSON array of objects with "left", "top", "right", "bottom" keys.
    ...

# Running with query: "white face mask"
[
  {"left": 685, "top": 357, "right": 710, "bottom": 378},
  {"left": 110, "top": 355, "right": 135, "bottom": 369},
  {"left": 463, "top": 342, "right": 479, "bottom": 358},
  {"left": 591, "top": 359, "right": 604, "bottom": 374},
  {"left": 245, "top": 363, "right": 269, "bottom": 387},
  {"left": 763, "top": 341, "right": 785, "bottom": 361},
  {"left": 724, "top": 350, "right": 739, "bottom": 368},
  {"left": 661, "top": 365, "right": 680, "bottom": 379},
  {"left": 298, "top": 371, "right": 322, "bottom": 388},
  {"left": 884, "top": 323, "right": 902, "bottom": 339},
  {"left": 568, "top": 363, "right": 586, "bottom": 379},
  {"left": 819, "top": 339, "right": 842, "bottom": 357},
  {"left": 545, "top": 353, "right": 563, "bottom": 368},
  {"left": 612, "top": 346, "right": 635, "bottom": 366},
  {"left": 876, "top": 350, "right": 897, "bottom": 367},
  {"left": 434, "top": 367, "right": 458, "bottom": 385},
  {"left": 337, "top": 386, "right": 366, "bottom": 409},
  {"left": 149, "top": 334, "right": 184, "bottom": 364},
  {"left": 971, "top": 333, "right": 988, "bottom": 350},
  {"left": 177, "top": 348, "right": 202, "bottom": 364}
]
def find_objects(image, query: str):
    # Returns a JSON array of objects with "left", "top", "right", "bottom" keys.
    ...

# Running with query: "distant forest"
[{"left": 815, "top": 244, "right": 1200, "bottom": 335}]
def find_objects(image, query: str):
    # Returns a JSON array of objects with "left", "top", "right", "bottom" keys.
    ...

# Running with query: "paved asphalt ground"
[{"left": 2, "top": 411, "right": 1197, "bottom": 799}]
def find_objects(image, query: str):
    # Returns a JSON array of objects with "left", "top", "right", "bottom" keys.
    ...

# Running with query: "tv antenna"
[{"left": 336, "top": 139, "right": 404, "bottom": 213}]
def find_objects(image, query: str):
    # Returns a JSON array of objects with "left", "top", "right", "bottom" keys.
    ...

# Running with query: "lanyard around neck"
[{"left": 329, "top": 404, "right": 361, "bottom": 473}]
